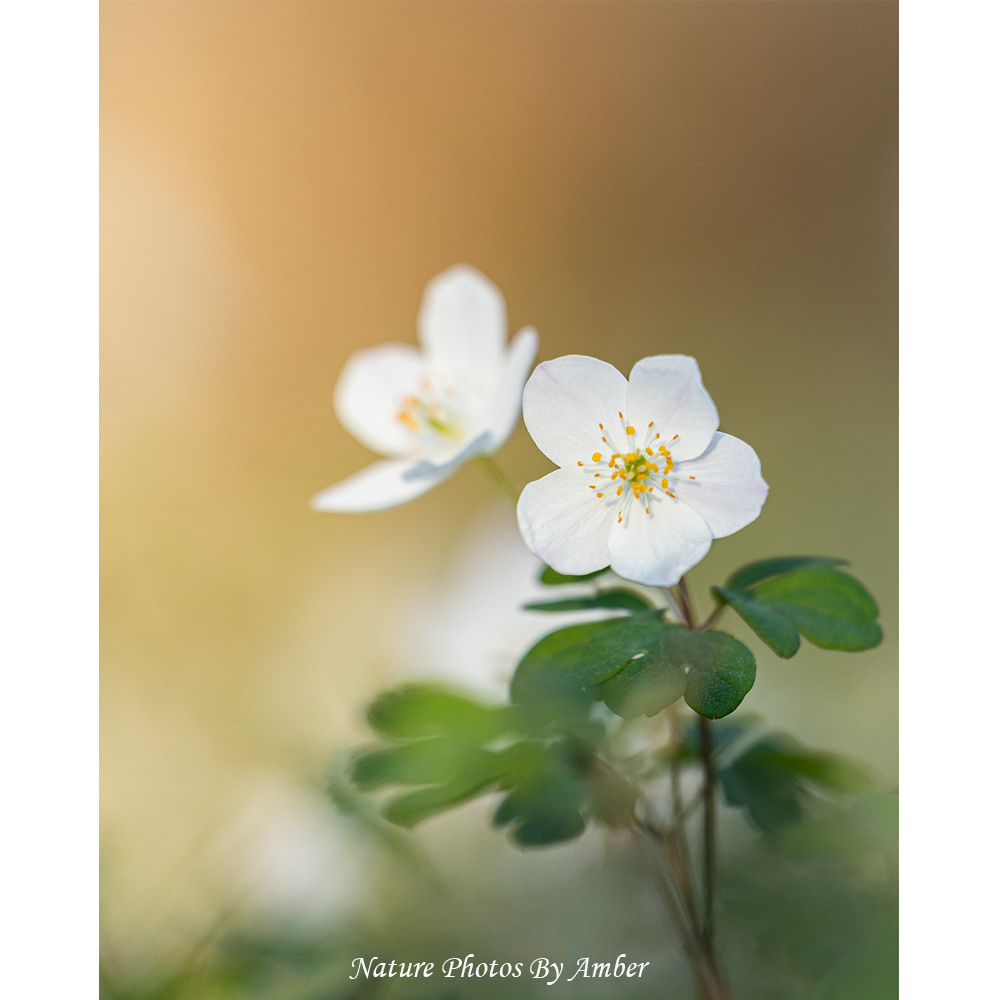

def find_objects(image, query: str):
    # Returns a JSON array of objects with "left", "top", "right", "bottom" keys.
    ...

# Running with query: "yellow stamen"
[
  {"left": 596, "top": 492, "right": 604, "bottom": 498},
  {"left": 616, "top": 486, "right": 623, "bottom": 496},
  {"left": 592, "top": 452, "right": 602, "bottom": 462},
  {"left": 661, "top": 479, "right": 668, "bottom": 488},
  {"left": 689, "top": 476, "right": 696, "bottom": 480},
  {"left": 589, "top": 485, "right": 596, "bottom": 489},
  {"left": 626, "top": 425, "right": 635, "bottom": 435},
  {"left": 599, "top": 423, "right": 604, "bottom": 430},
  {"left": 666, "top": 490, "right": 676, "bottom": 498},
  {"left": 672, "top": 434, "right": 679, "bottom": 440},
  {"left": 577, "top": 461, "right": 584, "bottom": 466},
  {"left": 618, "top": 412, "right": 623, "bottom": 418},
  {"left": 645, "top": 447, "right": 653, "bottom": 456},
  {"left": 645, "top": 507, "right": 650, "bottom": 514},
  {"left": 648, "top": 421, "right": 654, "bottom": 428}
]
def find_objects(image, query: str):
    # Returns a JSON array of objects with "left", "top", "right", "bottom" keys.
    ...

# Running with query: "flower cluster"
[{"left": 314, "top": 268, "right": 767, "bottom": 585}]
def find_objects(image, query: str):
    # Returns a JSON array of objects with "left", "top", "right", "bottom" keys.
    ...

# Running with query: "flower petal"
[
  {"left": 401, "top": 430, "right": 492, "bottom": 481},
  {"left": 483, "top": 326, "right": 539, "bottom": 452},
  {"left": 516, "top": 467, "right": 615, "bottom": 575},
  {"left": 334, "top": 343, "right": 424, "bottom": 457},
  {"left": 625, "top": 355, "right": 719, "bottom": 461},
  {"left": 608, "top": 495, "right": 713, "bottom": 586},
  {"left": 417, "top": 265, "right": 505, "bottom": 381},
  {"left": 310, "top": 458, "right": 452, "bottom": 513},
  {"left": 670, "top": 432, "right": 768, "bottom": 538},
  {"left": 521, "top": 355, "right": 629, "bottom": 467}
]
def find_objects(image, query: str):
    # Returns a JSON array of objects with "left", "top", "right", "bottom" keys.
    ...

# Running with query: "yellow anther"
[
  {"left": 592, "top": 452, "right": 602, "bottom": 462},
  {"left": 645, "top": 447, "right": 653, "bottom": 456},
  {"left": 658, "top": 445, "right": 667, "bottom": 454},
  {"left": 648, "top": 421, "right": 654, "bottom": 428},
  {"left": 594, "top": 473, "right": 600, "bottom": 478},
  {"left": 626, "top": 425, "right": 635, "bottom": 435},
  {"left": 655, "top": 433, "right": 660, "bottom": 439},
  {"left": 589, "top": 485, "right": 596, "bottom": 489},
  {"left": 661, "top": 479, "right": 668, "bottom": 488},
  {"left": 649, "top": 463, "right": 659, "bottom": 472},
  {"left": 645, "top": 507, "right": 650, "bottom": 514},
  {"left": 672, "top": 434, "right": 679, "bottom": 440},
  {"left": 616, "top": 486, "right": 623, "bottom": 496},
  {"left": 618, "top": 411, "right": 623, "bottom": 418},
  {"left": 626, "top": 453, "right": 636, "bottom": 462},
  {"left": 597, "top": 492, "right": 604, "bottom": 498},
  {"left": 666, "top": 490, "right": 676, "bottom": 498},
  {"left": 689, "top": 476, "right": 696, "bottom": 480},
  {"left": 599, "top": 423, "right": 604, "bottom": 430},
  {"left": 577, "top": 461, "right": 584, "bottom": 466}
]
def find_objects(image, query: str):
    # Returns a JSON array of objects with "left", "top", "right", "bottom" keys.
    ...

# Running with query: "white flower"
[
  {"left": 311, "top": 266, "right": 538, "bottom": 512},
  {"left": 516, "top": 354, "right": 768, "bottom": 587}
]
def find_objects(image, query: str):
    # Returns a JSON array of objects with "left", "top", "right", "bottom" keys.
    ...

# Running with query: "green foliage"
[
  {"left": 724, "top": 556, "right": 848, "bottom": 593},
  {"left": 513, "top": 616, "right": 756, "bottom": 721},
  {"left": 523, "top": 588, "right": 654, "bottom": 613},
  {"left": 539, "top": 565, "right": 611, "bottom": 585},
  {"left": 713, "top": 559, "right": 882, "bottom": 658},
  {"left": 718, "top": 732, "right": 875, "bottom": 833},
  {"left": 348, "top": 684, "right": 636, "bottom": 847},
  {"left": 600, "top": 627, "right": 756, "bottom": 720}
]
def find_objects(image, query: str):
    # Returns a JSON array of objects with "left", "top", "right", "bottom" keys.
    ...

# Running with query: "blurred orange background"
[{"left": 101, "top": 0, "right": 896, "bottom": 960}]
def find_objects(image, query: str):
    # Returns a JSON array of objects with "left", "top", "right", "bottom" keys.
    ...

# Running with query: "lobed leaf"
[
  {"left": 718, "top": 734, "right": 875, "bottom": 833},
  {"left": 493, "top": 764, "right": 589, "bottom": 847},
  {"left": 510, "top": 615, "right": 669, "bottom": 704},
  {"left": 724, "top": 556, "right": 848, "bottom": 594},
  {"left": 599, "top": 627, "right": 756, "bottom": 721},
  {"left": 367, "top": 684, "right": 507, "bottom": 741},
  {"left": 714, "top": 564, "right": 881, "bottom": 656}
]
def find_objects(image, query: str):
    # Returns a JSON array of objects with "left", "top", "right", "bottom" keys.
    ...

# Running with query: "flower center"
[
  {"left": 395, "top": 374, "right": 466, "bottom": 443},
  {"left": 576, "top": 414, "right": 691, "bottom": 523}
]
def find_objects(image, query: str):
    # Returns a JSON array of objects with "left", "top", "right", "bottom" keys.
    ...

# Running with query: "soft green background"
[{"left": 101, "top": 1, "right": 896, "bottom": 993}]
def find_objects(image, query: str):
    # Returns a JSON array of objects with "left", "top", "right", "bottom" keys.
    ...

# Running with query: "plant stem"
[
  {"left": 661, "top": 587, "right": 688, "bottom": 625},
  {"left": 678, "top": 574, "right": 696, "bottom": 625},
  {"left": 698, "top": 715, "right": 717, "bottom": 952},
  {"left": 475, "top": 455, "right": 520, "bottom": 505},
  {"left": 698, "top": 603, "right": 726, "bottom": 632}
]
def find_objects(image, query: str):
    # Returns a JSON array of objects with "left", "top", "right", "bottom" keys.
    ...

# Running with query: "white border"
[
  {"left": 0, "top": 2, "right": 98, "bottom": 996},
  {"left": 900, "top": 0, "right": 998, "bottom": 995}
]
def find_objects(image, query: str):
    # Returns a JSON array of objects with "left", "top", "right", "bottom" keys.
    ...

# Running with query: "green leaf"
[
  {"left": 712, "top": 586, "right": 801, "bottom": 658},
  {"left": 510, "top": 615, "right": 669, "bottom": 704},
  {"left": 540, "top": 565, "right": 611, "bottom": 585},
  {"left": 598, "top": 628, "right": 688, "bottom": 719},
  {"left": 383, "top": 768, "right": 505, "bottom": 827},
  {"left": 714, "top": 565, "right": 881, "bottom": 655},
  {"left": 751, "top": 567, "right": 882, "bottom": 651},
  {"left": 718, "top": 734, "right": 875, "bottom": 833},
  {"left": 494, "top": 764, "right": 589, "bottom": 846},
  {"left": 724, "top": 556, "right": 848, "bottom": 594},
  {"left": 679, "top": 630, "right": 757, "bottom": 719},
  {"left": 523, "top": 588, "right": 654, "bottom": 614},
  {"left": 351, "top": 738, "right": 479, "bottom": 790},
  {"left": 599, "top": 627, "right": 756, "bottom": 721},
  {"left": 367, "top": 685, "right": 506, "bottom": 740}
]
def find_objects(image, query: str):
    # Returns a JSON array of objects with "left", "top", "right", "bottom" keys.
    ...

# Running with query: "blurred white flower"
[
  {"left": 312, "top": 266, "right": 537, "bottom": 512},
  {"left": 214, "top": 773, "right": 369, "bottom": 930},
  {"left": 517, "top": 354, "right": 768, "bottom": 586}
]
